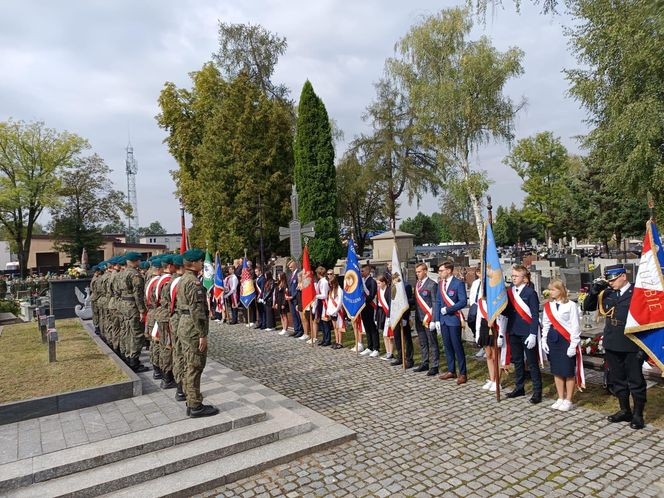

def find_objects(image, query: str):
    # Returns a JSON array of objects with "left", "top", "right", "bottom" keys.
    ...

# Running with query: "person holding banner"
[
  {"left": 360, "top": 264, "right": 380, "bottom": 357},
  {"left": 327, "top": 271, "right": 345, "bottom": 349},
  {"left": 434, "top": 262, "right": 468, "bottom": 384},
  {"left": 275, "top": 272, "right": 290, "bottom": 335},
  {"left": 314, "top": 266, "right": 332, "bottom": 346},
  {"left": 376, "top": 275, "right": 394, "bottom": 360},
  {"left": 541, "top": 279, "right": 583, "bottom": 411},
  {"left": 413, "top": 263, "right": 440, "bottom": 376},
  {"left": 286, "top": 259, "right": 305, "bottom": 338},
  {"left": 504, "top": 265, "right": 542, "bottom": 403},
  {"left": 584, "top": 264, "right": 645, "bottom": 429}
]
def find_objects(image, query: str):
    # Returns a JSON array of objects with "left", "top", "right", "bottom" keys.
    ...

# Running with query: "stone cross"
[{"left": 279, "top": 184, "right": 315, "bottom": 260}]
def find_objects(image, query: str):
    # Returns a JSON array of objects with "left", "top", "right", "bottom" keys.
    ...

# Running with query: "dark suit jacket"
[
  {"left": 504, "top": 284, "right": 540, "bottom": 337},
  {"left": 414, "top": 278, "right": 437, "bottom": 324},
  {"left": 288, "top": 270, "right": 298, "bottom": 298},
  {"left": 434, "top": 276, "right": 467, "bottom": 326},
  {"left": 584, "top": 285, "right": 637, "bottom": 352},
  {"left": 364, "top": 276, "right": 377, "bottom": 305}
]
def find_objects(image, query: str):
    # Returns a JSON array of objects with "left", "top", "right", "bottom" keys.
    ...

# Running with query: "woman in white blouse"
[{"left": 541, "top": 279, "right": 581, "bottom": 411}]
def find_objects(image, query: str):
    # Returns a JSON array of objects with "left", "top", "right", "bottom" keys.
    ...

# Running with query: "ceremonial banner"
[
  {"left": 180, "top": 226, "right": 188, "bottom": 255},
  {"left": 213, "top": 253, "right": 225, "bottom": 301},
  {"left": 481, "top": 222, "right": 507, "bottom": 326},
  {"left": 301, "top": 245, "right": 316, "bottom": 311},
  {"left": 625, "top": 220, "right": 664, "bottom": 371},
  {"left": 342, "top": 238, "right": 365, "bottom": 319},
  {"left": 389, "top": 244, "right": 409, "bottom": 327},
  {"left": 202, "top": 250, "right": 214, "bottom": 291},
  {"left": 239, "top": 258, "right": 256, "bottom": 308}
]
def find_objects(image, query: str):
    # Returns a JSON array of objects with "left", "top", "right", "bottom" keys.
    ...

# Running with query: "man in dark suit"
[
  {"left": 584, "top": 264, "right": 645, "bottom": 429},
  {"left": 504, "top": 265, "right": 542, "bottom": 403},
  {"left": 286, "top": 258, "right": 305, "bottom": 338},
  {"left": 434, "top": 262, "right": 468, "bottom": 384},
  {"left": 413, "top": 263, "right": 439, "bottom": 376},
  {"left": 391, "top": 281, "right": 415, "bottom": 368},
  {"left": 254, "top": 265, "right": 266, "bottom": 329},
  {"left": 360, "top": 264, "right": 380, "bottom": 356}
]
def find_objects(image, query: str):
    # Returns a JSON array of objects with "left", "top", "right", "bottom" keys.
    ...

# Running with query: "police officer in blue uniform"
[{"left": 584, "top": 264, "right": 646, "bottom": 430}]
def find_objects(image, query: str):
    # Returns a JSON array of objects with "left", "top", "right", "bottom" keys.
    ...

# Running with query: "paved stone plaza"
[{"left": 203, "top": 322, "right": 664, "bottom": 498}]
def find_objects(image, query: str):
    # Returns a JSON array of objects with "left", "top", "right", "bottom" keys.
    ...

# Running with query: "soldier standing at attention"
[
  {"left": 90, "top": 266, "right": 102, "bottom": 336},
  {"left": 108, "top": 257, "right": 125, "bottom": 361},
  {"left": 177, "top": 249, "right": 218, "bottom": 417},
  {"left": 584, "top": 264, "right": 645, "bottom": 429},
  {"left": 146, "top": 258, "right": 163, "bottom": 379},
  {"left": 120, "top": 252, "right": 149, "bottom": 373},
  {"left": 155, "top": 255, "right": 177, "bottom": 389},
  {"left": 167, "top": 255, "right": 187, "bottom": 402},
  {"left": 95, "top": 264, "right": 108, "bottom": 340}
]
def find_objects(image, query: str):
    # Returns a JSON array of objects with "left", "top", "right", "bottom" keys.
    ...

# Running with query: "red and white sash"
[
  {"left": 169, "top": 276, "right": 182, "bottom": 314},
  {"left": 377, "top": 288, "right": 393, "bottom": 337},
  {"left": 363, "top": 279, "right": 377, "bottom": 310},
  {"left": 544, "top": 302, "right": 586, "bottom": 389},
  {"left": 478, "top": 297, "right": 510, "bottom": 366},
  {"left": 439, "top": 278, "right": 465, "bottom": 326},
  {"left": 507, "top": 287, "right": 532, "bottom": 324},
  {"left": 329, "top": 289, "right": 345, "bottom": 327},
  {"left": 415, "top": 281, "right": 433, "bottom": 325},
  {"left": 145, "top": 276, "right": 160, "bottom": 306},
  {"left": 155, "top": 274, "right": 172, "bottom": 306}
]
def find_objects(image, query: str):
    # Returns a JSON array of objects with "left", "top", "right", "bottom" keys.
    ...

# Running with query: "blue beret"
[
  {"left": 160, "top": 254, "right": 173, "bottom": 265},
  {"left": 125, "top": 251, "right": 142, "bottom": 262},
  {"left": 183, "top": 248, "right": 205, "bottom": 262},
  {"left": 172, "top": 255, "right": 184, "bottom": 267}
]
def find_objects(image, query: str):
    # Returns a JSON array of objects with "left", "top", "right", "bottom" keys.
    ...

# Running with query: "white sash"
[
  {"left": 145, "top": 275, "right": 160, "bottom": 304},
  {"left": 415, "top": 281, "right": 432, "bottom": 324},
  {"left": 169, "top": 276, "right": 182, "bottom": 313}
]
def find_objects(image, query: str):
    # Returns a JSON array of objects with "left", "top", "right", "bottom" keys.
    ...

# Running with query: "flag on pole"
[
  {"left": 625, "top": 220, "right": 664, "bottom": 370},
  {"left": 389, "top": 243, "right": 409, "bottom": 326},
  {"left": 481, "top": 222, "right": 507, "bottom": 326},
  {"left": 213, "top": 253, "right": 225, "bottom": 301},
  {"left": 301, "top": 245, "right": 316, "bottom": 311},
  {"left": 180, "top": 226, "right": 188, "bottom": 255},
  {"left": 202, "top": 250, "right": 214, "bottom": 291},
  {"left": 239, "top": 257, "right": 256, "bottom": 308},
  {"left": 342, "top": 238, "right": 365, "bottom": 319}
]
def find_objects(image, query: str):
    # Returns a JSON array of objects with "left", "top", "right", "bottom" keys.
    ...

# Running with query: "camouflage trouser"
[
  {"left": 177, "top": 315, "right": 206, "bottom": 408},
  {"left": 171, "top": 315, "right": 185, "bottom": 383},
  {"left": 120, "top": 303, "right": 144, "bottom": 359},
  {"left": 108, "top": 309, "right": 123, "bottom": 352},
  {"left": 158, "top": 321, "right": 173, "bottom": 373},
  {"left": 147, "top": 308, "right": 160, "bottom": 367},
  {"left": 92, "top": 301, "right": 100, "bottom": 330}
]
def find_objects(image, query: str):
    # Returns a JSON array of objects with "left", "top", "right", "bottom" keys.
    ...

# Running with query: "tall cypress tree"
[{"left": 294, "top": 80, "right": 341, "bottom": 267}]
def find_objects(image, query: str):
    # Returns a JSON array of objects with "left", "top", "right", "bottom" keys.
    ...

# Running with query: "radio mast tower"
[{"left": 125, "top": 141, "right": 139, "bottom": 242}]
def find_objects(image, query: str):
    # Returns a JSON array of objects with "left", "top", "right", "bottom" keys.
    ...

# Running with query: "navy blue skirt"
[{"left": 547, "top": 328, "right": 576, "bottom": 378}]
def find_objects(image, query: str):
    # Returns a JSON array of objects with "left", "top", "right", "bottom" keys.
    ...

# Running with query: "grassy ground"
[
  {"left": 295, "top": 320, "right": 664, "bottom": 428},
  {"left": 0, "top": 319, "right": 128, "bottom": 403}
]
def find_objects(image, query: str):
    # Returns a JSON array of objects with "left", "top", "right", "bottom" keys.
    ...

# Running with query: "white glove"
[
  {"left": 566, "top": 345, "right": 577, "bottom": 358},
  {"left": 440, "top": 307, "right": 447, "bottom": 316},
  {"left": 542, "top": 341, "right": 550, "bottom": 354},
  {"left": 429, "top": 321, "right": 436, "bottom": 331},
  {"left": 497, "top": 335, "right": 504, "bottom": 348},
  {"left": 385, "top": 318, "right": 391, "bottom": 328},
  {"left": 402, "top": 319, "right": 408, "bottom": 327},
  {"left": 524, "top": 334, "right": 537, "bottom": 349},
  {"left": 435, "top": 321, "right": 441, "bottom": 334}
]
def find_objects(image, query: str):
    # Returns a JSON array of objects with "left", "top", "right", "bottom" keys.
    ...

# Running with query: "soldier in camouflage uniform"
[
  {"left": 154, "top": 255, "right": 177, "bottom": 389},
  {"left": 90, "top": 266, "right": 102, "bottom": 336},
  {"left": 176, "top": 249, "right": 218, "bottom": 417},
  {"left": 95, "top": 264, "right": 108, "bottom": 340},
  {"left": 145, "top": 257, "right": 163, "bottom": 379},
  {"left": 119, "top": 252, "right": 149, "bottom": 372},
  {"left": 166, "top": 255, "right": 187, "bottom": 401},
  {"left": 107, "top": 257, "right": 125, "bottom": 360}
]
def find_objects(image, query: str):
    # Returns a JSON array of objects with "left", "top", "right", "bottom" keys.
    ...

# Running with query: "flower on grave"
[
  {"left": 543, "top": 289, "right": 551, "bottom": 299},
  {"left": 580, "top": 335, "right": 604, "bottom": 355}
]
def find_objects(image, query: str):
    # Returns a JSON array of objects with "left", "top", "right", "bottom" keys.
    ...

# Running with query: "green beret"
[
  {"left": 160, "top": 254, "right": 173, "bottom": 265},
  {"left": 172, "top": 255, "right": 184, "bottom": 267},
  {"left": 183, "top": 248, "right": 205, "bottom": 262},
  {"left": 116, "top": 255, "right": 127, "bottom": 265},
  {"left": 98, "top": 263, "right": 107, "bottom": 271},
  {"left": 150, "top": 257, "right": 162, "bottom": 268},
  {"left": 125, "top": 251, "right": 142, "bottom": 262},
  {"left": 139, "top": 261, "right": 150, "bottom": 270}
]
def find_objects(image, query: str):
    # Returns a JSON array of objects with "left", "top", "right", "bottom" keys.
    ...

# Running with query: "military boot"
[
  {"left": 160, "top": 370, "right": 177, "bottom": 389},
  {"left": 152, "top": 366, "right": 163, "bottom": 380},
  {"left": 607, "top": 396, "right": 632, "bottom": 423},
  {"left": 630, "top": 400, "right": 645, "bottom": 430},
  {"left": 189, "top": 404, "right": 219, "bottom": 418},
  {"left": 175, "top": 383, "right": 186, "bottom": 402}
]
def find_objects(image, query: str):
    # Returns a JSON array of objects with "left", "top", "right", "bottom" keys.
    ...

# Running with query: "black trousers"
[
  {"left": 509, "top": 334, "right": 542, "bottom": 393},
  {"left": 605, "top": 349, "right": 647, "bottom": 404},
  {"left": 361, "top": 306, "right": 379, "bottom": 352},
  {"left": 393, "top": 320, "right": 414, "bottom": 365},
  {"left": 415, "top": 320, "right": 439, "bottom": 368}
]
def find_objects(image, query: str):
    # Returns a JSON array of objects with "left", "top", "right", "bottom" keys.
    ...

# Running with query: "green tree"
[
  {"left": 566, "top": 0, "right": 664, "bottom": 206},
  {"left": 400, "top": 212, "right": 439, "bottom": 245},
  {"left": 353, "top": 77, "right": 439, "bottom": 228},
  {"left": 0, "top": 120, "right": 87, "bottom": 276},
  {"left": 503, "top": 132, "right": 571, "bottom": 244},
  {"left": 138, "top": 221, "right": 167, "bottom": 236},
  {"left": 388, "top": 7, "right": 525, "bottom": 239},
  {"left": 294, "top": 80, "right": 341, "bottom": 267},
  {"left": 336, "top": 151, "right": 389, "bottom": 255},
  {"left": 439, "top": 175, "right": 489, "bottom": 244},
  {"left": 49, "top": 155, "right": 131, "bottom": 265},
  {"left": 157, "top": 65, "right": 294, "bottom": 261},
  {"left": 430, "top": 212, "right": 452, "bottom": 243}
]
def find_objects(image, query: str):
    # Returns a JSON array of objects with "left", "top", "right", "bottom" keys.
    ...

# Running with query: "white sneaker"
[
  {"left": 279, "top": 329, "right": 287, "bottom": 336},
  {"left": 370, "top": 350, "right": 380, "bottom": 358},
  {"left": 557, "top": 400, "right": 573, "bottom": 411},
  {"left": 551, "top": 399, "right": 564, "bottom": 410},
  {"left": 265, "top": 328, "right": 273, "bottom": 332},
  {"left": 356, "top": 343, "right": 364, "bottom": 353},
  {"left": 360, "top": 348, "right": 372, "bottom": 356},
  {"left": 488, "top": 382, "right": 497, "bottom": 392},
  {"left": 245, "top": 323, "right": 251, "bottom": 328},
  {"left": 381, "top": 353, "right": 393, "bottom": 361},
  {"left": 306, "top": 338, "right": 314, "bottom": 345},
  {"left": 482, "top": 380, "right": 492, "bottom": 390},
  {"left": 214, "top": 319, "right": 221, "bottom": 323}
]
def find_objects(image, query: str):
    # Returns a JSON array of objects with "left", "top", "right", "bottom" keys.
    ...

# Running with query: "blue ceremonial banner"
[
  {"left": 482, "top": 222, "right": 507, "bottom": 326},
  {"left": 239, "top": 257, "right": 256, "bottom": 308},
  {"left": 342, "top": 238, "right": 365, "bottom": 319},
  {"left": 625, "top": 220, "right": 664, "bottom": 371},
  {"left": 213, "top": 253, "right": 224, "bottom": 301}
]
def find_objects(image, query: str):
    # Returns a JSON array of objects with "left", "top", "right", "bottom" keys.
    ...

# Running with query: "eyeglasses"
[{"left": 327, "top": 273, "right": 334, "bottom": 276}]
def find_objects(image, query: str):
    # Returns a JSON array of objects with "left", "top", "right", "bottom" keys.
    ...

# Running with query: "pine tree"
[{"left": 294, "top": 81, "right": 341, "bottom": 267}]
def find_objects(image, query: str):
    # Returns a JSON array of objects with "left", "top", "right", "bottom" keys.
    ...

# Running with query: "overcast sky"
[{"left": 0, "top": 0, "right": 586, "bottom": 233}]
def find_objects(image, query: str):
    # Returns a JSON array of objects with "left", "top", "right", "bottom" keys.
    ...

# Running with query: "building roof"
[
  {"left": 139, "top": 233, "right": 182, "bottom": 238},
  {"left": 114, "top": 242, "right": 167, "bottom": 249},
  {"left": 370, "top": 230, "right": 415, "bottom": 241}
]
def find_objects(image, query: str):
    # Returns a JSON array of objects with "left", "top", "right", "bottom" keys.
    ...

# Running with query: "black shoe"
[
  {"left": 186, "top": 406, "right": 191, "bottom": 416},
  {"left": 413, "top": 364, "right": 429, "bottom": 373},
  {"left": 317, "top": 340, "right": 325, "bottom": 346},
  {"left": 405, "top": 362, "right": 414, "bottom": 369},
  {"left": 132, "top": 364, "right": 149, "bottom": 373},
  {"left": 427, "top": 368, "right": 439, "bottom": 376},
  {"left": 160, "top": 372, "right": 177, "bottom": 389},
  {"left": 390, "top": 359, "right": 402, "bottom": 366},
  {"left": 506, "top": 389, "right": 526, "bottom": 399},
  {"left": 608, "top": 396, "right": 633, "bottom": 423},
  {"left": 529, "top": 393, "right": 542, "bottom": 404},
  {"left": 321, "top": 341, "right": 332, "bottom": 347},
  {"left": 189, "top": 404, "right": 220, "bottom": 418},
  {"left": 152, "top": 367, "right": 163, "bottom": 380},
  {"left": 175, "top": 383, "right": 187, "bottom": 402}
]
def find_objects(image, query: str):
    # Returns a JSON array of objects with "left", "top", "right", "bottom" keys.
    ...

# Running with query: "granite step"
[
  {"left": 104, "top": 422, "right": 356, "bottom": 498},
  {"left": 0, "top": 403, "right": 266, "bottom": 495},
  {"left": 7, "top": 407, "right": 312, "bottom": 498}
]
